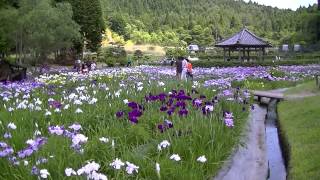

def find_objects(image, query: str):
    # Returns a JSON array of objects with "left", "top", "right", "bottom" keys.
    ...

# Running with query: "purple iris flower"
[
  {"left": 175, "top": 101, "right": 186, "bottom": 108},
  {"left": 0, "top": 147, "right": 14, "bottom": 157},
  {"left": 116, "top": 111, "right": 124, "bottom": 118},
  {"left": 166, "top": 99, "right": 174, "bottom": 106},
  {"left": 8, "top": 156, "right": 20, "bottom": 166},
  {"left": 167, "top": 107, "right": 175, "bottom": 116},
  {"left": 128, "top": 102, "right": 139, "bottom": 109},
  {"left": 200, "top": 95, "right": 206, "bottom": 99},
  {"left": 158, "top": 124, "right": 165, "bottom": 133},
  {"left": 158, "top": 93, "right": 167, "bottom": 101},
  {"left": 31, "top": 166, "right": 39, "bottom": 175},
  {"left": 0, "top": 142, "right": 8, "bottom": 148},
  {"left": 49, "top": 100, "right": 62, "bottom": 109},
  {"left": 129, "top": 109, "right": 142, "bottom": 118},
  {"left": 193, "top": 99, "right": 202, "bottom": 107},
  {"left": 4, "top": 132, "right": 12, "bottom": 139},
  {"left": 178, "top": 108, "right": 188, "bottom": 116},
  {"left": 160, "top": 105, "right": 168, "bottom": 112},
  {"left": 129, "top": 116, "right": 138, "bottom": 124},
  {"left": 18, "top": 148, "right": 33, "bottom": 158},
  {"left": 164, "top": 120, "right": 174, "bottom": 128}
]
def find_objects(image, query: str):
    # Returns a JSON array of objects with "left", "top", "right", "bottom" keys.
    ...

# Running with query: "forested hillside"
[{"left": 101, "top": 0, "right": 319, "bottom": 46}]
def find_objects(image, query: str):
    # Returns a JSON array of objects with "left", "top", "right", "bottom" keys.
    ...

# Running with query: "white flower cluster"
[
  {"left": 66, "top": 161, "right": 107, "bottom": 180},
  {"left": 110, "top": 158, "right": 139, "bottom": 175}
]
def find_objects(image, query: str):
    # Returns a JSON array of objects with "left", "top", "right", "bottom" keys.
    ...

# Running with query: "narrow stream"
[{"left": 265, "top": 99, "right": 286, "bottom": 180}]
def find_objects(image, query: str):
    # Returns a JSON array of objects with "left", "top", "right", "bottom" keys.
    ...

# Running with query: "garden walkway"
[{"left": 214, "top": 104, "right": 268, "bottom": 180}]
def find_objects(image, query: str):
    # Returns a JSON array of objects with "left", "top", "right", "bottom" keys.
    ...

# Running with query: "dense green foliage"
[
  {"left": 99, "top": 46, "right": 127, "bottom": 66},
  {"left": 0, "top": 0, "right": 80, "bottom": 63},
  {"left": 100, "top": 0, "right": 320, "bottom": 46},
  {"left": 190, "top": 59, "right": 320, "bottom": 68},
  {"left": 64, "top": 0, "right": 105, "bottom": 52},
  {"left": 278, "top": 88, "right": 320, "bottom": 180},
  {"left": 0, "top": 0, "right": 105, "bottom": 63}
]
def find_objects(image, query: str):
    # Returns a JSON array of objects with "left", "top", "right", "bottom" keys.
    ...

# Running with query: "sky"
[{"left": 243, "top": 0, "right": 318, "bottom": 10}]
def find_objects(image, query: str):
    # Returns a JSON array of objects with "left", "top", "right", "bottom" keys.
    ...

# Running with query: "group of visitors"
[
  {"left": 176, "top": 57, "right": 193, "bottom": 81},
  {"left": 74, "top": 59, "right": 97, "bottom": 74}
]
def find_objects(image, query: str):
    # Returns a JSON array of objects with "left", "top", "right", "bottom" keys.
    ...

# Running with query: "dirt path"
[{"left": 214, "top": 105, "right": 268, "bottom": 180}]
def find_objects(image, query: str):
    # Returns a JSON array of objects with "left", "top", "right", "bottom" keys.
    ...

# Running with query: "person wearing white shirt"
[{"left": 181, "top": 58, "right": 188, "bottom": 81}]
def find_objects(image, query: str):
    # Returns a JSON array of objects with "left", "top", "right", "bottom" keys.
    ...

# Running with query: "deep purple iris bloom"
[
  {"left": 49, "top": 100, "right": 62, "bottom": 109},
  {"left": 160, "top": 105, "right": 168, "bottom": 112},
  {"left": 158, "top": 93, "right": 167, "bottom": 101},
  {"left": 200, "top": 95, "right": 206, "bottom": 99},
  {"left": 166, "top": 99, "right": 174, "bottom": 106},
  {"left": 129, "top": 116, "right": 138, "bottom": 124},
  {"left": 128, "top": 102, "right": 139, "bottom": 109},
  {"left": 175, "top": 101, "right": 186, "bottom": 108},
  {"left": 167, "top": 107, "right": 175, "bottom": 116},
  {"left": 178, "top": 108, "right": 188, "bottom": 116},
  {"left": 116, "top": 111, "right": 124, "bottom": 118},
  {"left": 158, "top": 124, "right": 165, "bottom": 133},
  {"left": 129, "top": 109, "right": 142, "bottom": 117}
]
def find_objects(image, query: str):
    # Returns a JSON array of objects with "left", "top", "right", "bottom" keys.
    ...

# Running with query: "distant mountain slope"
[{"left": 100, "top": 0, "right": 319, "bottom": 46}]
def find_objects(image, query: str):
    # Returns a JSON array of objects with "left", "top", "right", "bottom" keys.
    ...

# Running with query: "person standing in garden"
[
  {"left": 176, "top": 57, "right": 183, "bottom": 80},
  {"left": 186, "top": 59, "right": 193, "bottom": 81},
  {"left": 127, "top": 56, "right": 132, "bottom": 67},
  {"left": 181, "top": 57, "right": 188, "bottom": 81}
]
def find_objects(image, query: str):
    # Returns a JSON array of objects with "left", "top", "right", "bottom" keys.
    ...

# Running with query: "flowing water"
[{"left": 265, "top": 99, "right": 286, "bottom": 180}]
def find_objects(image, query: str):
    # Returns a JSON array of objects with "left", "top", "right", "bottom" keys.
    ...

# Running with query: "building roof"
[
  {"left": 215, "top": 28, "right": 272, "bottom": 48},
  {"left": 188, "top": 44, "right": 199, "bottom": 51}
]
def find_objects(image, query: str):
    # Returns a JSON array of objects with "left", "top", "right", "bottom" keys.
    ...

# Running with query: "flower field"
[{"left": 0, "top": 65, "right": 319, "bottom": 179}]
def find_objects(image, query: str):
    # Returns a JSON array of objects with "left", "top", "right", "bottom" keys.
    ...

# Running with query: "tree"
[
  {"left": 0, "top": 7, "right": 18, "bottom": 58},
  {"left": 0, "top": 0, "right": 81, "bottom": 63},
  {"left": 67, "top": 0, "right": 105, "bottom": 52},
  {"left": 108, "top": 15, "right": 128, "bottom": 40}
]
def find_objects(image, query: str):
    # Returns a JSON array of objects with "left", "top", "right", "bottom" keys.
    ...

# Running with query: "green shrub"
[
  {"left": 269, "top": 68, "right": 286, "bottom": 78},
  {"left": 99, "top": 46, "right": 127, "bottom": 67},
  {"left": 133, "top": 50, "right": 143, "bottom": 61},
  {"left": 192, "top": 59, "right": 320, "bottom": 68},
  {"left": 165, "top": 47, "right": 187, "bottom": 58}
]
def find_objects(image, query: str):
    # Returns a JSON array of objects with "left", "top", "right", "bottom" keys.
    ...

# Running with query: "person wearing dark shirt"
[{"left": 176, "top": 57, "right": 183, "bottom": 80}]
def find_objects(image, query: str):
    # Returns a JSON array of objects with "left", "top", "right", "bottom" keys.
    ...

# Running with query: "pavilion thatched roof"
[{"left": 215, "top": 28, "right": 272, "bottom": 48}]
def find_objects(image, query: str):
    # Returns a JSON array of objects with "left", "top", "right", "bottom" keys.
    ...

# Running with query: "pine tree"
[{"left": 68, "top": 0, "right": 105, "bottom": 52}]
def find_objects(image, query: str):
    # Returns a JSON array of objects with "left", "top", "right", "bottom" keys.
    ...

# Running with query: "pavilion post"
[
  {"left": 247, "top": 48, "right": 250, "bottom": 62},
  {"left": 238, "top": 48, "right": 241, "bottom": 61},
  {"left": 223, "top": 48, "right": 226, "bottom": 61},
  {"left": 262, "top": 47, "right": 265, "bottom": 61},
  {"left": 228, "top": 48, "right": 231, "bottom": 61},
  {"left": 242, "top": 48, "right": 246, "bottom": 62}
]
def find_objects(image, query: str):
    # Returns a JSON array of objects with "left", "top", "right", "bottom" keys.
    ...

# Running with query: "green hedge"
[{"left": 192, "top": 59, "right": 320, "bottom": 68}]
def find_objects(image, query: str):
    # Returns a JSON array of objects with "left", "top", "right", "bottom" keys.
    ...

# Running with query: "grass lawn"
[
  {"left": 278, "top": 85, "right": 320, "bottom": 180},
  {"left": 285, "top": 80, "right": 320, "bottom": 96}
]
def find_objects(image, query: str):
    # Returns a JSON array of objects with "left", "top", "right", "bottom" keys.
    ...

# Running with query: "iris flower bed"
[{"left": 0, "top": 65, "right": 318, "bottom": 179}]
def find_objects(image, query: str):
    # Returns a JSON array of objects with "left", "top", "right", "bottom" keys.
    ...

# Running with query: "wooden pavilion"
[{"left": 215, "top": 28, "right": 272, "bottom": 61}]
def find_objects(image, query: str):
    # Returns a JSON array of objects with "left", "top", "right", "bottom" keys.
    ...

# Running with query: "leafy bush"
[
  {"left": 192, "top": 59, "right": 320, "bottom": 68},
  {"left": 99, "top": 46, "right": 127, "bottom": 67},
  {"left": 133, "top": 50, "right": 143, "bottom": 61},
  {"left": 269, "top": 68, "right": 286, "bottom": 78},
  {"left": 165, "top": 48, "right": 187, "bottom": 59}
]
